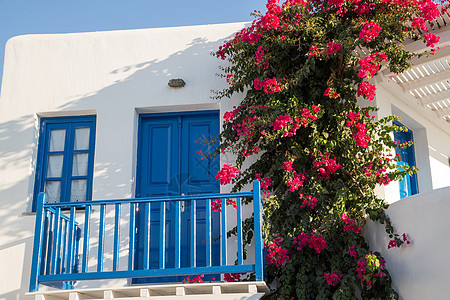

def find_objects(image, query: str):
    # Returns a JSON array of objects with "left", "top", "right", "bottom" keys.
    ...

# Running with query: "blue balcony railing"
[{"left": 29, "top": 181, "right": 263, "bottom": 292}]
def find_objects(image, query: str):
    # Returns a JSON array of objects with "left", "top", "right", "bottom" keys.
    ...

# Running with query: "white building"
[{"left": 0, "top": 21, "right": 449, "bottom": 300}]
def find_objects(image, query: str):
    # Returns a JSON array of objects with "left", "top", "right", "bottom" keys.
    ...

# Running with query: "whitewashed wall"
[
  {"left": 365, "top": 186, "right": 450, "bottom": 300},
  {"left": 0, "top": 23, "right": 247, "bottom": 299}
]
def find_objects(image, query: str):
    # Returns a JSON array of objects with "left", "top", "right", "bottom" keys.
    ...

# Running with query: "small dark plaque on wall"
[{"left": 168, "top": 79, "right": 186, "bottom": 88}]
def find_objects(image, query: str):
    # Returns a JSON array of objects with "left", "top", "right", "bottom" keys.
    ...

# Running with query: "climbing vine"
[{"left": 212, "top": 0, "right": 445, "bottom": 298}]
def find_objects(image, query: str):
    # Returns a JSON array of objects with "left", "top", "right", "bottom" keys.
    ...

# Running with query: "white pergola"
[{"left": 378, "top": 8, "right": 450, "bottom": 135}]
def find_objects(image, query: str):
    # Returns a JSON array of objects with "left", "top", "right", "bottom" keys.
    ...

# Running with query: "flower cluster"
[
  {"left": 358, "top": 52, "right": 388, "bottom": 79},
  {"left": 308, "top": 45, "right": 320, "bottom": 57},
  {"left": 326, "top": 41, "right": 342, "bottom": 55},
  {"left": 292, "top": 232, "right": 310, "bottom": 250},
  {"left": 356, "top": 253, "right": 387, "bottom": 288},
  {"left": 224, "top": 272, "right": 246, "bottom": 282},
  {"left": 388, "top": 233, "right": 411, "bottom": 248},
  {"left": 345, "top": 111, "right": 371, "bottom": 148},
  {"left": 359, "top": 21, "right": 381, "bottom": 43},
  {"left": 357, "top": 81, "right": 376, "bottom": 101},
  {"left": 182, "top": 274, "right": 204, "bottom": 284},
  {"left": 255, "top": 46, "right": 269, "bottom": 69},
  {"left": 254, "top": 77, "right": 281, "bottom": 93},
  {"left": 312, "top": 152, "right": 342, "bottom": 179},
  {"left": 265, "top": 236, "right": 290, "bottom": 267},
  {"left": 424, "top": 33, "right": 440, "bottom": 48},
  {"left": 211, "top": 198, "right": 237, "bottom": 212},
  {"left": 348, "top": 245, "right": 361, "bottom": 258},
  {"left": 299, "top": 194, "right": 318, "bottom": 209},
  {"left": 287, "top": 170, "right": 306, "bottom": 191},
  {"left": 341, "top": 214, "right": 362, "bottom": 233},
  {"left": 323, "top": 87, "right": 340, "bottom": 98},
  {"left": 324, "top": 270, "right": 343, "bottom": 286},
  {"left": 216, "top": 164, "right": 241, "bottom": 185},
  {"left": 309, "top": 233, "right": 328, "bottom": 253}
]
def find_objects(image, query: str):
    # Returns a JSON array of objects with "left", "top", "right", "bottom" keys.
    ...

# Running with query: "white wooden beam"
[
  {"left": 438, "top": 106, "right": 450, "bottom": 118},
  {"left": 400, "top": 68, "right": 450, "bottom": 92},
  {"left": 419, "top": 88, "right": 450, "bottom": 105}
]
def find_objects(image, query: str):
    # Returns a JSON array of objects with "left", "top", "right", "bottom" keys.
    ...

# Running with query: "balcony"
[{"left": 27, "top": 181, "right": 268, "bottom": 299}]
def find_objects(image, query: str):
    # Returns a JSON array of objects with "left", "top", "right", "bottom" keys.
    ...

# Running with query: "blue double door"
[{"left": 134, "top": 111, "right": 220, "bottom": 283}]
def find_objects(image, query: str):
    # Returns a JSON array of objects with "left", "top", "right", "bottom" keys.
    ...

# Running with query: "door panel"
[{"left": 135, "top": 111, "right": 219, "bottom": 283}]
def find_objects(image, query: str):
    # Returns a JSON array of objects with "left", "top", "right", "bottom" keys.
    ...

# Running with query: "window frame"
[{"left": 33, "top": 115, "right": 96, "bottom": 211}]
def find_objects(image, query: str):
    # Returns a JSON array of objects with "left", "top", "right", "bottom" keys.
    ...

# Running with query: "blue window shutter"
[
  {"left": 33, "top": 116, "right": 96, "bottom": 211},
  {"left": 393, "top": 121, "right": 418, "bottom": 199}
]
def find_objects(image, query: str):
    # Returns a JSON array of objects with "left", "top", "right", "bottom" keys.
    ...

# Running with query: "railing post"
[
  {"left": 253, "top": 180, "right": 264, "bottom": 281},
  {"left": 29, "top": 192, "right": 47, "bottom": 292}
]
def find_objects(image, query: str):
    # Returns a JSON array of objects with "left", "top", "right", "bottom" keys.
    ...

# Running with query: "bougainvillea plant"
[{"left": 211, "top": 0, "right": 446, "bottom": 298}]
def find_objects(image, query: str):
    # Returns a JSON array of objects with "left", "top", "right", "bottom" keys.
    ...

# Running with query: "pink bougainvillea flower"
[
  {"left": 300, "top": 194, "right": 318, "bottom": 209},
  {"left": 216, "top": 164, "right": 241, "bottom": 185},
  {"left": 265, "top": 236, "right": 290, "bottom": 267},
  {"left": 324, "top": 270, "right": 343, "bottom": 286},
  {"left": 326, "top": 41, "right": 342, "bottom": 55},
  {"left": 424, "top": 33, "right": 440, "bottom": 48},
  {"left": 323, "top": 87, "right": 340, "bottom": 98},
  {"left": 357, "top": 81, "right": 376, "bottom": 101},
  {"left": 359, "top": 21, "right": 381, "bottom": 43},
  {"left": 309, "top": 234, "right": 327, "bottom": 253}
]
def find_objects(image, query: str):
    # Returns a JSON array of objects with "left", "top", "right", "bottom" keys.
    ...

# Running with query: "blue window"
[
  {"left": 393, "top": 121, "right": 418, "bottom": 199},
  {"left": 33, "top": 116, "right": 96, "bottom": 211}
]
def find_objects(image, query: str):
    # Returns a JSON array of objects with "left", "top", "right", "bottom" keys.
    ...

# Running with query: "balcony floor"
[{"left": 25, "top": 281, "right": 269, "bottom": 300}]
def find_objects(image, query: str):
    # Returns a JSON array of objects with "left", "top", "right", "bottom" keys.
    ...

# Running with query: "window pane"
[
  {"left": 74, "top": 128, "right": 90, "bottom": 150},
  {"left": 47, "top": 155, "right": 64, "bottom": 178},
  {"left": 70, "top": 179, "right": 87, "bottom": 201},
  {"left": 49, "top": 129, "right": 66, "bottom": 151},
  {"left": 72, "top": 153, "right": 89, "bottom": 176},
  {"left": 45, "top": 181, "right": 61, "bottom": 203}
]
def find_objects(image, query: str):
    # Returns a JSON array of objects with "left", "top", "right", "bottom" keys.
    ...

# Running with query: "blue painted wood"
[
  {"left": 29, "top": 193, "right": 47, "bottom": 292},
  {"left": 66, "top": 207, "right": 76, "bottom": 274},
  {"left": 205, "top": 198, "right": 211, "bottom": 267},
  {"left": 253, "top": 181, "right": 264, "bottom": 281},
  {"left": 56, "top": 217, "right": 63, "bottom": 274},
  {"left": 39, "top": 264, "right": 256, "bottom": 282},
  {"left": 39, "top": 211, "right": 50, "bottom": 276},
  {"left": 81, "top": 206, "right": 91, "bottom": 273},
  {"left": 143, "top": 202, "right": 150, "bottom": 270},
  {"left": 236, "top": 197, "right": 243, "bottom": 265},
  {"left": 51, "top": 208, "right": 61, "bottom": 275},
  {"left": 134, "top": 111, "right": 220, "bottom": 283},
  {"left": 113, "top": 203, "right": 121, "bottom": 271},
  {"left": 128, "top": 203, "right": 136, "bottom": 271},
  {"left": 174, "top": 201, "right": 181, "bottom": 269},
  {"left": 190, "top": 199, "right": 196, "bottom": 268},
  {"left": 393, "top": 121, "right": 418, "bottom": 198},
  {"left": 97, "top": 204, "right": 105, "bottom": 272},
  {"left": 42, "top": 192, "right": 252, "bottom": 207},
  {"left": 29, "top": 182, "right": 266, "bottom": 291},
  {"left": 61, "top": 220, "right": 68, "bottom": 274},
  {"left": 159, "top": 202, "right": 166, "bottom": 269},
  {"left": 44, "top": 211, "right": 55, "bottom": 275},
  {"left": 32, "top": 116, "right": 96, "bottom": 211},
  {"left": 221, "top": 197, "right": 227, "bottom": 266}
]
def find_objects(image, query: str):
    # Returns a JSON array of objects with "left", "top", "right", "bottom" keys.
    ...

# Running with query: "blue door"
[
  {"left": 134, "top": 111, "right": 220, "bottom": 283},
  {"left": 393, "top": 121, "right": 418, "bottom": 199}
]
